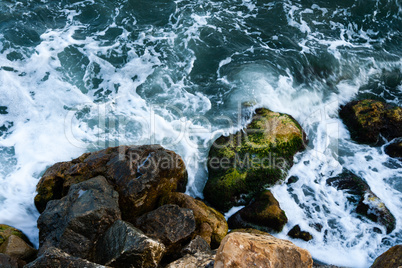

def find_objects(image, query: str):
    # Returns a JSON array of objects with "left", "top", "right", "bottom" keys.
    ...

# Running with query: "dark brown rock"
[
  {"left": 339, "top": 99, "right": 402, "bottom": 144},
  {"left": 135, "top": 204, "right": 196, "bottom": 254},
  {"left": 384, "top": 139, "right": 402, "bottom": 158},
  {"left": 35, "top": 145, "right": 188, "bottom": 223},
  {"left": 288, "top": 225, "right": 313, "bottom": 241},
  {"left": 0, "top": 253, "right": 19, "bottom": 268},
  {"left": 159, "top": 192, "right": 228, "bottom": 248},
  {"left": 327, "top": 171, "right": 396, "bottom": 234},
  {"left": 181, "top": 236, "right": 211, "bottom": 256},
  {"left": 228, "top": 190, "right": 288, "bottom": 233},
  {"left": 371, "top": 245, "right": 402, "bottom": 268},
  {"left": 25, "top": 247, "right": 109, "bottom": 268},
  {"left": 94, "top": 220, "right": 165, "bottom": 268},
  {"left": 38, "top": 176, "right": 121, "bottom": 260}
]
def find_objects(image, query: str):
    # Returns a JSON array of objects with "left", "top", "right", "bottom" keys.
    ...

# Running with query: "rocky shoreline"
[{"left": 0, "top": 101, "right": 401, "bottom": 267}]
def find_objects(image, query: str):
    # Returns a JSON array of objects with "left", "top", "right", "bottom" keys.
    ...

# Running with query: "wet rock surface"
[
  {"left": 204, "top": 108, "right": 307, "bottom": 211},
  {"left": 25, "top": 247, "right": 109, "bottom": 268},
  {"left": 288, "top": 225, "right": 313, "bottom": 241},
  {"left": 37, "top": 176, "right": 121, "bottom": 260},
  {"left": 339, "top": 99, "right": 402, "bottom": 144},
  {"left": 327, "top": 170, "right": 396, "bottom": 234},
  {"left": 35, "top": 145, "right": 188, "bottom": 221},
  {"left": 95, "top": 220, "right": 165, "bottom": 268},
  {"left": 159, "top": 192, "right": 227, "bottom": 248},
  {"left": 135, "top": 204, "right": 196, "bottom": 254},
  {"left": 228, "top": 190, "right": 288, "bottom": 233}
]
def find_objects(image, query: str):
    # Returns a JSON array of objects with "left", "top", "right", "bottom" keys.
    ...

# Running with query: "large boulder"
[
  {"left": 339, "top": 99, "right": 402, "bottom": 144},
  {"left": 371, "top": 245, "right": 402, "bottom": 268},
  {"left": 214, "top": 230, "right": 313, "bottom": 268},
  {"left": 94, "top": 220, "right": 165, "bottom": 268},
  {"left": 327, "top": 171, "right": 396, "bottom": 233},
  {"left": 25, "top": 247, "right": 109, "bottom": 268},
  {"left": 135, "top": 204, "right": 196, "bottom": 254},
  {"left": 37, "top": 176, "right": 121, "bottom": 260},
  {"left": 228, "top": 190, "right": 288, "bottom": 232},
  {"left": 203, "top": 108, "right": 307, "bottom": 211},
  {"left": 159, "top": 192, "right": 228, "bottom": 248},
  {"left": 35, "top": 145, "right": 188, "bottom": 222}
]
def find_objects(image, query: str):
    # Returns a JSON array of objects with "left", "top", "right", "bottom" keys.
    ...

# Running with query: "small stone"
[
  {"left": 181, "top": 236, "right": 211, "bottom": 255},
  {"left": 288, "top": 225, "right": 313, "bottom": 241}
]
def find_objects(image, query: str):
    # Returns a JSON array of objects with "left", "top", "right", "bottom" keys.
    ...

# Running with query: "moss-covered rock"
[
  {"left": 327, "top": 170, "right": 396, "bottom": 234},
  {"left": 339, "top": 99, "right": 402, "bottom": 144},
  {"left": 35, "top": 145, "right": 188, "bottom": 222},
  {"left": 204, "top": 108, "right": 307, "bottom": 211},
  {"left": 228, "top": 190, "right": 288, "bottom": 233},
  {"left": 159, "top": 192, "right": 228, "bottom": 249},
  {"left": 0, "top": 225, "right": 32, "bottom": 248},
  {"left": 287, "top": 225, "right": 313, "bottom": 241}
]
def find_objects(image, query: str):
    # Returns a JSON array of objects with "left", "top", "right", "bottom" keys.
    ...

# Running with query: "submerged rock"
[
  {"left": 95, "top": 220, "right": 165, "bottom": 268},
  {"left": 159, "top": 192, "right": 228, "bottom": 248},
  {"left": 135, "top": 204, "right": 196, "bottom": 254},
  {"left": 38, "top": 176, "right": 121, "bottom": 260},
  {"left": 339, "top": 99, "right": 402, "bottom": 144},
  {"left": 228, "top": 190, "right": 288, "bottom": 233},
  {"left": 371, "top": 245, "right": 402, "bottom": 268},
  {"left": 384, "top": 139, "right": 402, "bottom": 158},
  {"left": 25, "top": 247, "right": 109, "bottom": 268},
  {"left": 327, "top": 171, "right": 396, "bottom": 233},
  {"left": 214, "top": 230, "right": 313, "bottom": 268},
  {"left": 204, "top": 108, "right": 307, "bottom": 211},
  {"left": 288, "top": 225, "right": 313, "bottom": 241},
  {"left": 35, "top": 145, "right": 188, "bottom": 222}
]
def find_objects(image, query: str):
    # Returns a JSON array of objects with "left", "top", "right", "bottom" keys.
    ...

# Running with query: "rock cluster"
[
  {"left": 327, "top": 170, "right": 396, "bottom": 234},
  {"left": 4, "top": 104, "right": 399, "bottom": 267}
]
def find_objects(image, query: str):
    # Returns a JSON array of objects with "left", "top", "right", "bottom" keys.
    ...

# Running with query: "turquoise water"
[{"left": 0, "top": 0, "right": 401, "bottom": 266}]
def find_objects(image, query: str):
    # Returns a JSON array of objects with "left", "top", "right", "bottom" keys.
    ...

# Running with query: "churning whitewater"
[{"left": 0, "top": 0, "right": 401, "bottom": 266}]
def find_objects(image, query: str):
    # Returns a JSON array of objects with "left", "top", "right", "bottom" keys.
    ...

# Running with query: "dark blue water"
[{"left": 0, "top": 0, "right": 401, "bottom": 266}]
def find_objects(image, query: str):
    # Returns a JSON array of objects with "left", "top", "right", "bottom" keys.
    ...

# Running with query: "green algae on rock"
[
  {"left": 203, "top": 108, "right": 307, "bottom": 211},
  {"left": 339, "top": 99, "right": 402, "bottom": 144}
]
